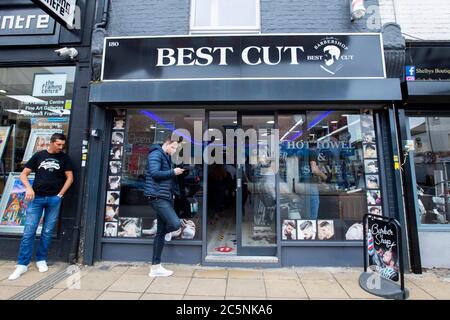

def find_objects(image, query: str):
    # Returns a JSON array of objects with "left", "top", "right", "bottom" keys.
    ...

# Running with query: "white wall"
[
  {"left": 419, "top": 232, "right": 450, "bottom": 268},
  {"left": 379, "top": 0, "right": 450, "bottom": 40}
]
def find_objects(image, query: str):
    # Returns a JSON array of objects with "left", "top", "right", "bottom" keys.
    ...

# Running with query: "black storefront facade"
[
  {"left": 0, "top": 0, "right": 95, "bottom": 263},
  {"left": 84, "top": 33, "right": 406, "bottom": 268},
  {"left": 398, "top": 44, "right": 450, "bottom": 270}
]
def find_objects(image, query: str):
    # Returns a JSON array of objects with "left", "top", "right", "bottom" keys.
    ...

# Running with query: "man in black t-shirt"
[{"left": 9, "top": 133, "right": 74, "bottom": 281}]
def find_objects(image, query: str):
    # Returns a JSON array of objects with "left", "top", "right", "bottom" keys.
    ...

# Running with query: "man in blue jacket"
[{"left": 145, "top": 136, "right": 184, "bottom": 277}]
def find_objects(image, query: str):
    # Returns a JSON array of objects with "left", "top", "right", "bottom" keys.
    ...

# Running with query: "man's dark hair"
[
  {"left": 162, "top": 134, "right": 179, "bottom": 145},
  {"left": 50, "top": 133, "right": 66, "bottom": 142}
]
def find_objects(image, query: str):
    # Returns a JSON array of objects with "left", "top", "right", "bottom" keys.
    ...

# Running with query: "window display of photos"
[
  {"left": 103, "top": 109, "right": 128, "bottom": 237},
  {"left": 279, "top": 111, "right": 384, "bottom": 242},
  {"left": 361, "top": 114, "right": 383, "bottom": 218},
  {"left": 282, "top": 219, "right": 337, "bottom": 241}
]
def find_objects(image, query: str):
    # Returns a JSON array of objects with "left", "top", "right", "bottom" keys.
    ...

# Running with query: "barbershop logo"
[{"left": 313, "top": 37, "right": 351, "bottom": 75}]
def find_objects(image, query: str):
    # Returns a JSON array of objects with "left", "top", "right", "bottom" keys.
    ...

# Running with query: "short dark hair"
[
  {"left": 50, "top": 133, "right": 66, "bottom": 142},
  {"left": 162, "top": 134, "right": 179, "bottom": 145}
]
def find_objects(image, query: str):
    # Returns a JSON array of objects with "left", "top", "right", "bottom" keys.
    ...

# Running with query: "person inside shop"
[
  {"left": 307, "top": 145, "right": 328, "bottom": 220},
  {"left": 208, "top": 164, "right": 227, "bottom": 223},
  {"left": 8, "top": 133, "right": 73, "bottom": 281},
  {"left": 145, "top": 135, "right": 184, "bottom": 277}
]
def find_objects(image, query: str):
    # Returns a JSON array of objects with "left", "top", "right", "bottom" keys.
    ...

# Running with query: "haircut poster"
[{"left": 367, "top": 216, "right": 399, "bottom": 282}]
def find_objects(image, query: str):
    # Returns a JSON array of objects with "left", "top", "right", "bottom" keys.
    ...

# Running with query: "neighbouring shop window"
[
  {"left": 408, "top": 116, "right": 450, "bottom": 225},
  {"left": 103, "top": 108, "right": 204, "bottom": 240},
  {"left": 279, "top": 111, "right": 383, "bottom": 241},
  {"left": 190, "top": 0, "right": 260, "bottom": 33},
  {"left": 0, "top": 66, "right": 75, "bottom": 235}
]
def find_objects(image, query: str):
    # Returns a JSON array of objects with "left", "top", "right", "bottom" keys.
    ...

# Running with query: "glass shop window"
[
  {"left": 190, "top": 0, "right": 260, "bottom": 33},
  {"left": 103, "top": 108, "right": 205, "bottom": 240},
  {"left": 0, "top": 66, "right": 75, "bottom": 236},
  {"left": 279, "top": 111, "right": 383, "bottom": 241},
  {"left": 408, "top": 116, "right": 450, "bottom": 225}
]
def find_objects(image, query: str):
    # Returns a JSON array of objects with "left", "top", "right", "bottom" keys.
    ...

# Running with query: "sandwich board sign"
[{"left": 359, "top": 214, "right": 409, "bottom": 300}]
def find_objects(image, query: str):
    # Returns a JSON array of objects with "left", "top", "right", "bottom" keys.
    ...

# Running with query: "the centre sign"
[{"left": 102, "top": 34, "right": 386, "bottom": 81}]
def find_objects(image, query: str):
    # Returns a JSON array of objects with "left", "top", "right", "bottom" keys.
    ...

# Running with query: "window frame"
[
  {"left": 189, "top": 0, "right": 261, "bottom": 35},
  {"left": 406, "top": 113, "right": 450, "bottom": 231}
]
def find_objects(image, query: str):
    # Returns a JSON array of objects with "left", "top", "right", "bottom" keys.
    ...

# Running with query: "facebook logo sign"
[{"left": 406, "top": 66, "right": 416, "bottom": 81}]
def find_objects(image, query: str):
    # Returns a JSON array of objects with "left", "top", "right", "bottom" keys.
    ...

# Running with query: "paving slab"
[
  {"left": 140, "top": 293, "right": 183, "bottom": 300},
  {"left": 263, "top": 269, "right": 299, "bottom": 280},
  {"left": 301, "top": 279, "right": 350, "bottom": 299},
  {"left": 404, "top": 280, "right": 436, "bottom": 300},
  {"left": 226, "top": 278, "right": 266, "bottom": 297},
  {"left": 0, "top": 286, "right": 24, "bottom": 300},
  {"left": 124, "top": 265, "right": 149, "bottom": 276},
  {"left": 164, "top": 264, "right": 196, "bottom": 278},
  {"left": 265, "top": 279, "right": 308, "bottom": 299},
  {"left": 184, "top": 295, "right": 225, "bottom": 300},
  {"left": 34, "top": 289, "right": 65, "bottom": 300},
  {"left": 146, "top": 277, "right": 191, "bottom": 295},
  {"left": 107, "top": 274, "right": 154, "bottom": 293},
  {"left": 336, "top": 279, "right": 384, "bottom": 299},
  {"left": 225, "top": 296, "right": 268, "bottom": 300},
  {"left": 193, "top": 269, "right": 228, "bottom": 279},
  {"left": 228, "top": 269, "right": 264, "bottom": 279},
  {"left": 52, "top": 289, "right": 103, "bottom": 300},
  {"left": 186, "top": 278, "right": 227, "bottom": 297},
  {"left": 0, "top": 269, "right": 58, "bottom": 287},
  {"left": 61, "top": 272, "right": 122, "bottom": 291},
  {"left": 96, "top": 291, "right": 142, "bottom": 300}
]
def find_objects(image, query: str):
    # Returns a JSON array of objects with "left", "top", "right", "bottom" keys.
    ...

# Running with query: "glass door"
[{"left": 236, "top": 113, "right": 277, "bottom": 256}]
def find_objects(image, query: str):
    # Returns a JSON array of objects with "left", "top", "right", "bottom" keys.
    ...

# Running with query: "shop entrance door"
[
  {"left": 236, "top": 114, "right": 277, "bottom": 256},
  {"left": 205, "top": 111, "right": 278, "bottom": 257}
]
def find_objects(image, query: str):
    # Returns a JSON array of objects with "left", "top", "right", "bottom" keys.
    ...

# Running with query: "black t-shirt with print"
[{"left": 25, "top": 150, "right": 73, "bottom": 196}]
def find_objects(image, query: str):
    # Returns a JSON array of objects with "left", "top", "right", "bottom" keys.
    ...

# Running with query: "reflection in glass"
[
  {"left": 279, "top": 111, "right": 377, "bottom": 241},
  {"left": 409, "top": 116, "right": 450, "bottom": 225}
]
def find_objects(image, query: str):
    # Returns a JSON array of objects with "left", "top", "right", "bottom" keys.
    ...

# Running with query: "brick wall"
[
  {"left": 261, "top": 0, "right": 381, "bottom": 33},
  {"left": 106, "top": 0, "right": 190, "bottom": 36},
  {"left": 379, "top": 0, "right": 450, "bottom": 40}
]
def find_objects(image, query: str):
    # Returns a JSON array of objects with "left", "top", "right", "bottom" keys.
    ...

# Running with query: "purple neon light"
[{"left": 288, "top": 110, "right": 332, "bottom": 141}]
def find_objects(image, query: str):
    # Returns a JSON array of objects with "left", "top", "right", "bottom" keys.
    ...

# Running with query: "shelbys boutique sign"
[
  {"left": 102, "top": 34, "right": 386, "bottom": 81},
  {"left": 405, "top": 47, "right": 450, "bottom": 81}
]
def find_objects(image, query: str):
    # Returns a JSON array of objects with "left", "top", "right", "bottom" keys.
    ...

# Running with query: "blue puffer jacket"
[{"left": 144, "top": 144, "right": 180, "bottom": 200}]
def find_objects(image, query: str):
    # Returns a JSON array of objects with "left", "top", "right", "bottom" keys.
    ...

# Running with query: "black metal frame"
[{"left": 363, "top": 213, "right": 407, "bottom": 299}]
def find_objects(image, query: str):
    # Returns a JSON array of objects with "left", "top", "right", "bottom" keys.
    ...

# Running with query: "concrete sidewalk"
[{"left": 0, "top": 260, "right": 449, "bottom": 300}]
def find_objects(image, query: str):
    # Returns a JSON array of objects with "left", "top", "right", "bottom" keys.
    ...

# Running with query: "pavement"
[{"left": 0, "top": 260, "right": 449, "bottom": 300}]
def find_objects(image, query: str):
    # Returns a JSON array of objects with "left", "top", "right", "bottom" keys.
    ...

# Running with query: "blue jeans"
[
  {"left": 309, "top": 184, "right": 320, "bottom": 220},
  {"left": 17, "top": 195, "right": 62, "bottom": 266},
  {"left": 148, "top": 198, "right": 181, "bottom": 265}
]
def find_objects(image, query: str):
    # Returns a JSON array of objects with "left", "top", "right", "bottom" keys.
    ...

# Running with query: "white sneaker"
[
  {"left": 36, "top": 260, "right": 48, "bottom": 273},
  {"left": 8, "top": 265, "right": 28, "bottom": 280},
  {"left": 165, "top": 232, "right": 172, "bottom": 241},
  {"left": 148, "top": 264, "right": 173, "bottom": 277}
]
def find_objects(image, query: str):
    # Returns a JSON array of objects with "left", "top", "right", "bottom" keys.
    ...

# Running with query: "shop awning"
[
  {"left": 406, "top": 80, "right": 450, "bottom": 104},
  {"left": 89, "top": 79, "right": 402, "bottom": 104}
]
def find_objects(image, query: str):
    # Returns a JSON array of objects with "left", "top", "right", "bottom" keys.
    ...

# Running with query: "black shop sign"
[
  {"left": 102, "top": 34, "right": 386, "bottom": 81},
  {"left": 406, "top": 47, "right": 450, "bottom": 81}
]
